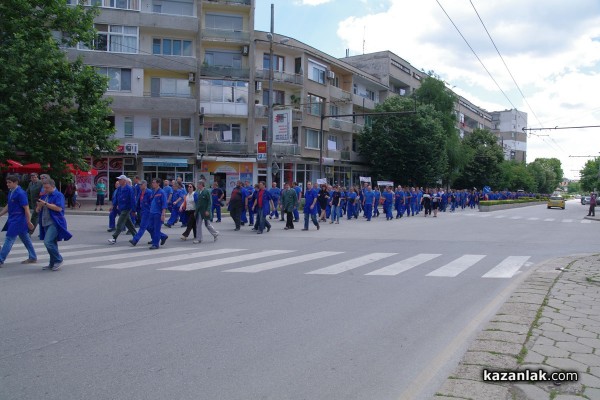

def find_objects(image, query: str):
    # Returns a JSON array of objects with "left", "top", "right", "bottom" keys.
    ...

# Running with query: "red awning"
[{"left": 67, "top": 164, "right": 98, "bottom": 176}]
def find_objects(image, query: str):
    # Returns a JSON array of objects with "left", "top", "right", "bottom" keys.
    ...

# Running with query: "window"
[
  {"left": 199, "top": 80, "right": 248, "bottom": 103},
  {"left": 96, "top": 67, "right": 131, "bottom": 91},
  {"left": 305, "top": 129, "right": 320, "bottom": 149},
  {"left": 84, "top": 24, "right": 138, "bottom": 53},
  {"left": 366, "top": 89, "right": 375, "bottom": 101},
  {"left": 153, "top": 38, "right": 192, "bottom": 56},
  {"left": 204, "top": 51, "right": 241, "bottom": 68},
  {"left": 124, "top": 116, "right": 134, "bottom": 138},
  {"left": 308, "top": 59, "right": 326, "bottom": 84},
  {"left": 150, "top": 78, "right": 191, "bottom": 98},
  {"left": 205, "top": 13, "right": 243, "bottom": 31},
  {"left": 353, "top": 83, "right": 358, "bottom": 94},
  {"left": 152, "top": 0, "right": 193, "bottom": 16},
  {"left": 328, "top": 135, "right": 338, "bottom": 150},
  {"left": 204, "top": 123, "right": 242, "bottom": 142},
  {"left": 263, "top": 90, "right": 285, "bottom": 106},
  {"left": 263, "top": 54, "right": 284, "bottom": 72},
  {"left": 307, "top": 94, "right": 324, "bottom": 116},
  {"left": 329, "top": 104, "right": 339, "bottom": 117},
  {"left": 150, "top": 117, "right": 192, "bottom": 137}
]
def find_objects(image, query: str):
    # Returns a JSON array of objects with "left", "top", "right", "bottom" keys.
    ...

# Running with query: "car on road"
[
  {"left": 548, "top": 195, "right": 566, "bottom": 209},
  {"left": 582, "top": 196, "right": 591, "bottom": 205}
]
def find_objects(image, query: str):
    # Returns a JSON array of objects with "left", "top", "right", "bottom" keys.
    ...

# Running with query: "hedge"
[{"left": 479, "top": 198, "right": 548, "bottom": 206}]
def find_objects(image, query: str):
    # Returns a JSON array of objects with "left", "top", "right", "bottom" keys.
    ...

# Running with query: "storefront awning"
[{"left": 142, "top": 157, "right": 189, "bottom": 167}]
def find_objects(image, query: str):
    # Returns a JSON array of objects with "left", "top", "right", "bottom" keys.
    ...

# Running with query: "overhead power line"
[{"left": 524, "top": 125, "right": 600, "bottom": 131}]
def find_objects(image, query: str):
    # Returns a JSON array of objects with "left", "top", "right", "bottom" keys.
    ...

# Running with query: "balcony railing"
[
  {"left": 200, "top": 65, "right": 249, "bottom": 79},
  {"left": 201, "top": 29, "right": 250, "bottom": 42},
  {"left": 255, "top": 69, "right": 303, "bottom": 85},
  {"left": 329, "top": 86, "right": 352, "bottom": 101},
  {"left": 254, "top": 106, "right": 303, "bottom": 121},
  {"left": 352, "top": 93, "right": 377, "bottom": 110},
  {"left": 271, "top": 144, "right": 300, "bottom": 156},
  {"left": 292, "top": 109, "right": 302, "bottom": 121},
  {"left": 202, "top": 141, "right": 248, "bottom": 154},
  {"left": 144, "top": 91, "right": 192, "bottom": 98},
  {"left": 203, "top": 0, "right": 251, "bottom": 5},
  {"left": 341, "top": 150, "right": 351, "bottom": 161},
  {"left": 329, "top": 118, "right": 353, "bottom": 132}
]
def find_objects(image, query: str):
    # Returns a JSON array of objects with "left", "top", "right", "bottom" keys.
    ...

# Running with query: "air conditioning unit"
[
  {"left": 242, "top": 45, "right": 249, "bottom": 56},
  {"left": 188, "top": 72, "right": 196, "bottom": 83},
  {"left": 255, "top": 81, "right": 262, "bottom": 91},
  {"left": 327, "top": 70, "right": 335, "bottom": 80},
  {"left": 124, "top": 143, "right": 138, "bottom": 154}
]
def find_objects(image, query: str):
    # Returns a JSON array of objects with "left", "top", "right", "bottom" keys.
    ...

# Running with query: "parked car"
[
  {"left": 582, "top": 196, "right": 591, "bottom": 205},
  {"left": 548, "top": 195, "right": 565, "bottom": 209}
]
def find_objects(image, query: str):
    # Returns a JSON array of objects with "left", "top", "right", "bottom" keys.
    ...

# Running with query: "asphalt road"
[{"left": 0, "top": 199, "right": 595, "bottom": 400}]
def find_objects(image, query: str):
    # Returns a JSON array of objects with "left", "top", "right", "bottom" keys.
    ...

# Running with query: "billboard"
[{"left": 273, "top": 109, "right": 292, "bottom": 143}]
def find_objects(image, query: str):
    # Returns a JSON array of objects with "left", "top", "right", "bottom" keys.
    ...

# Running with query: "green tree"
[
  {"left": 566, "top": 180, "right": 581, "bottom": 194},
  {"left": 453, "top": 129, "right": 504, "bottom": 189},
  {"left": 498, "top": 161, "right": 536, "bottom": 191},
  {"left": 0, "top": 0, "right": 117, "bottom": 176},
  {"left": 527, "top": 158, "right": 563, "bottom": 193},
  {"left": 579, "top": 158, "right": 600, "bottom": 193},
  {"left": 358, "top": 95, "right": 447, "bottom": 186}
]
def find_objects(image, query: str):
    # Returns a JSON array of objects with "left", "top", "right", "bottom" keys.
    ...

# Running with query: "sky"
[{"left": 255, "top": 0, "right": 600, "bottom": 180}]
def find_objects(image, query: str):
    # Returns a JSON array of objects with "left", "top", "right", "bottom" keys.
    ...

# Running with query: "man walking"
[
  {"left": 148, "top": 178, "right": 168, "bottom": 250},
  {"left": 107, "top": 175, "right": 137, "bottom": 244},
  {"left": 281, "top": 182, "right": 298, "bottom": 230},
  {"left": 254, "top": 181, "right": 273, "bottom": 234},
  {"left": 194, "top": 181, "right": 219, "bottom": 243},
  {"left": 588, "top": 192, "right": 597, "bottom": 217},
  {"left": 302, "top": 181, "right": 320, "bottom": 231},
  {"left": 26, "top": 173, "right": 42, "bottom": 234},
  {"left": 0, "top": 175, "right": 37, "bottom": 267},
  {"left": 211, "top": 182, "right": 224, "bottom": 223},
  {"left": 268, "top": 181, "right": 281, "bottom": 220},
  {"left": 129, "top": 180, "right": 153, "bottom": 246},
  {"left": 362, "top": 184, "right": 374, "bottom": 221},
  {"left": 227, "top": 181, "right": 244, "bottom": 231},
  {"left": 36, "top": 178, "right": 72, "bottom": 270}
]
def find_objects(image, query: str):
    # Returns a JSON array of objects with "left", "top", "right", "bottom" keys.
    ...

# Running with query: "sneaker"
[
  {"left": 317, "top": 224, "right": 320, "bottom": 230},
  {"left": 129, "top": 239, "right": 137, "bottom": 247},
  {"left": 234, "top": 228, "right": 240, "bottom": 231},
  {"left": 164, "top": 223, "right": 171, "bottom": 228},
  {"left": 284, "top": 227, "right": 289, "bottom": 230},
  {"left": 42, "top": 265, "right": 52, "bottom": 270},
  {"left": 335, "top": 221, "right": 339, "bottom": 224},
  {"left": 257, "top": 231, "right": 263, "bottom": 234},
  {"left": 330, "top": 221, "right": 334, "bottom": 224},
  {"left": 107, "top": 238, "right": 116, "bottom": 245},
  {"left": 147, "top": 241, "right": 153, "bottom": 245},
  {"left": 193, "top": 240, "right": 201, "bottom": 244},
  {"left": 267, "top": 226, "right": 271, "bottom": 232},
  {"left": 99, "top": 208, "right": 103, "bottom": 211},
  {"left": 107, "top": 228, "right": 115, "bottom": 232},
  {"left": 216, "top": 220, "right": 221, "bottom": 223},
  {"left": 51, "top": 262, "right": 62, "bottom": 271},
  {"left": 180, "top": 235, "right": 187, "bottom": 241},
  {"left": 301, "top": 228, "right": 308, "bottom": 231},
  {"left": 160, "top": 236, "right": 168, "bottom": 246},
  {"left": 21, "top": 259, "right": 37, "bottom": 264},
  {"left": 213, "top": 233, "right": 219, "bottom": 242},
  {"left": 149, "top": 246, "right": 159, "bottom": 250},
  {"left": 94, "top": 208, "right": 97, "bottom": 211}
]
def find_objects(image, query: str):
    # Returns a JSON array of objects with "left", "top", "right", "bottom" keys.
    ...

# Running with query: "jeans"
[
  {"left": 304, "top": 212, "right": 319, "bottom": 230},
  {"left": 0, "top": 231, "right": 37, "bottom": 263},
  {"left": 330, "top": 205, "right": 340, "bottom": 223},
  {"left": 43, "top": 224, "right": 62, "bottom": 266},
  {"left": 257, "top": 209, "right": 271, "bottom": 232},
  {"left": 211, "top": 204, "right": 221, "bottom": 221}
]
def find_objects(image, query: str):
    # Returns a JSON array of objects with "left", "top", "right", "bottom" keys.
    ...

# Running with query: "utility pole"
[{"left": 266, "top": 3, "right": 274, "bottom": 187}]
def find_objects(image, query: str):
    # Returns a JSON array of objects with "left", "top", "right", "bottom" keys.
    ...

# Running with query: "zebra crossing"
[
  {"left": 2, "top": 242, "right": 532, "bottom": 279},
  {"left": 460, "top": 212, "right": 591, "bottom": 223}
]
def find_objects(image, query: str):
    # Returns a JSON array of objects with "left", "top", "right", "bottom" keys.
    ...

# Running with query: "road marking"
[
  {"left": 159, "top": 250, "right": 295, "bottom": 271},
  {"left": 544, "top": 218, "right": 555, "bottom": 222},
  {"left": 9, "top": 244, "right": 94, "bottom": 256},
  {"left": 510, "top": 216, "right": 522, "bottom": 220},
  {"left": 581, "top": 220, "right": 592, "bottom": 224},
  {"left": 366, "top": 253, "right": 441, "bottom": 276},
  {"left": 494, "top": 215, "right": 506, "bottom": 219},
  {"left": 67, "top": 247, "right": 185, "bottom": 266},
  {"left": 224, "top": 251, "right": 343, "bottom": 273},
  {"left": 482, "top": 256, "right": 531, "bottom": 278},
  {"left": 94, "top": 248, "right": 244, "bottom": 269},
  {"left": 31, "top": 246, "right": 137, "bottom": 261},
  {"left": 426, "top": 255, "right": 486, "bottom": 277},
  {"left": 479, "top": 214, "right": 492, "bottom": 218},
  {"left": 527, "top": 217, "right": 540, "bottom": 221},
  {"left": 306, "top": 252, "right": 397, "bottom": 275},
  {"left": 561, "top": 219, "right": 573, "bottom": 223}
]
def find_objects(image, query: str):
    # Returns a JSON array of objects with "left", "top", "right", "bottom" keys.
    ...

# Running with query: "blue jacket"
[
  {"left": 303, "top": 188, "right": 318, "bottom": 214},
  {"left": 116, "top": 184, "right": 135, "bottom": 211},
  {"left": 138, "top": 188, "right": 153, "bottom": 213},
  {"left": 38, "top": 190, "right": 72, "bottom": 242},
  {"left": 255, "top": 189, "right": 273, "bottom": 214},
  {"left": 363, "top": 190, "right": 374, "bottom": 205},
  {"left": 268, "top": 187, "right": 281, "bottom": 201},
  {"left": 2, "top": 186, "right": 29, "bottom": 236},
  {"left": 150, "top": 188, "right": 167, "bottom": 214},
  {"left": 383, "top": 191, "right": 393, "bottom": 205}
]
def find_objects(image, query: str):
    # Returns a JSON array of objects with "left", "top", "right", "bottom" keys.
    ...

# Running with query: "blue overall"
[
  {"left": 395, "top": 190, "right": 404, "bottom": 218},
  {"left": 268, "top": 187, "right": 281, "bottom": 219},
  {"left": 149, "top": 188, "right": 168, "bottom": 247},
  {"left": 373, "top": 190, "right": 380, "bottom": 216},
  {"left": 363, "top": 190, "right": 374, "bottom": 221},
  {"left": 0, "top": 186, "right": 36, "bottom": 264},
  {"left": 211, "top": 187, "right": 223, "bottom": 222},
  {"left": 132, "top": 188, "right": 152, "bottom": 244},
  {"left": 382, "top": 191, "right": 394, "bottom": 220},
  {"left": 346, "top": 192, "right": 357, "bottom": 219}
]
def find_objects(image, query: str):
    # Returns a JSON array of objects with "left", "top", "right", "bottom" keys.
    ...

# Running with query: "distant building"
[{"left": 490, "top": 109, "right": 528, "bottom": 162}]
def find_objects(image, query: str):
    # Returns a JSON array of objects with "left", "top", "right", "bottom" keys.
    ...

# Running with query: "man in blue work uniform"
[
  {"left": 395, "top": 185, "right": 404, "bottom": 219},
  {"left": 0, "top": 175, "right": 37, "bottom": 266},
  {"left": 133, "top": 176, "right": 141, "bottom": 226},
  {"left": 107, "top": 175, "right": 137, "bottom": 244},
  {"left": 254, "top": 181, "right": 274, "bottom": 234},
  {"left": 404, "top": 187, "right": 412, "bottom": 217},
  {"left": 362, "top": 184, "right": 374, "bottom": 221},
  {"left": 268, "top": 182, "right": 281, "bottom": 220},
  {"left": 129, "top": 180, "right": 153, "bottom": 246},
  {"left": 383, "top": 186, "right": 394, "bottom": 220},
  {"left": 165, "top": 181, "right": 184, "bottom": 228},
  {"left": 373, "top": 186, "right": 381, "bottom": 217},
  {"left": 211, "top": 182, "right": 224, "bottom": 223},
  {"left": 240, "top": 181, "right": 251, "bottom": 225},
  {"left": 149, "top": 178, "right": 168, "bottom": 250},
  {"left": 346, "top": 188, "right": 357, "bottom": 219},
  {"left": 247, "top": 183, "right": 258, "bottom": 228},
  {"left": 107, "top": 181, "right": 120, "bottom": 232},
  {"left": 293, "top": 182, "right": 302, "bottom": 222},
  {"left": 301, "top": 181, "right": 320, "bottom": 231},
  {"left": 162, "top": 179, "right": 173, "bottom": 213}
]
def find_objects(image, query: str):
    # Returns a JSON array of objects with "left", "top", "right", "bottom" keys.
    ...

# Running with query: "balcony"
[
  {"left": 202, "top": 102, "right": 248, "bottom": 117},
  {"left": 201, "top": 141, "right": 248, "bottom": 154},
  {"left": 202, "top": 28, "right": 250, "bottom": 43},
  {"left": 109, "top": 95, "right": 196, "bottom": 113},
  {"left": 272, "top": 144, "right": 301, "bottom": 156},
  {"left": 292, "top": 109, "right": 302, "bottom": 121},
  {"left": 254, "top": 106, "right": 302, "bottom": 121},
  {"left": 352, "top": 93, "right": 377, "bottom": 110},
  {"left": 203, "top": 0, "right": 251, "bottom": 5},
  {"left": 200, "top": 65, "right": 249, "bottom": 79},
  {"left": 329, "top": 118, "right": 353, "bottom": 132},
  {"left": 255, "top": 69, "right": 303, "bottom": 86},
  {"left": 329, "top": 86, "right": 352, "bottom": 102},
  {"left": 341, "top": 150, "right": 351, "bottom": 161}
]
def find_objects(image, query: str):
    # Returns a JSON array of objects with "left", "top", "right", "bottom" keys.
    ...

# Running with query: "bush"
[{"left": 480, "top": 198, "right": 546, "bottom": 206}]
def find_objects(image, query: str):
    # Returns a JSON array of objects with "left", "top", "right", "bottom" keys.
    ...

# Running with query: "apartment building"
[{"left": 491, "top": 109, "right": 528, "bottom": 162}]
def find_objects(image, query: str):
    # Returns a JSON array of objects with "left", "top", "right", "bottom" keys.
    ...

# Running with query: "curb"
[{"left": 434, "top": 255, "right": 587, "bottom": 399}]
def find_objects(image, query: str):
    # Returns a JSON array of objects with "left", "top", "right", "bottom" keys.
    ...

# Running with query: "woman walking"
[
  {"left": 421, "top": 188, "right": 432, "bottom": 217},
  {"left": 318, "top": 184, "right": 329, "bottom": 222},
  {"left": 330, "top": 185, "right": 341, "bottom": 224},
  {"left": 180, "top": 184, "right": 197, "bottom": 240}
]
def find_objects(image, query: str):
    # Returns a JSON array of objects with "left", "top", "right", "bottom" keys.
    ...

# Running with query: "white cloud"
[
  {"left": 336, "top": 0, "right": 600, "bottom": 178},
  {"left": 296, "top": 0, "right": 333, "bottom": 5}
]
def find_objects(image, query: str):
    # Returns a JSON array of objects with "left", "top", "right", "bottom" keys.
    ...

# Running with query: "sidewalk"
[{"left": 434, "top": 254, "right": 600, "bottom": 399}]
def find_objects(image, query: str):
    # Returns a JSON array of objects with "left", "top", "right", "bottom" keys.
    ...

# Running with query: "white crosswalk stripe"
[
  {"left": 366, "top": 253, "right": 441, "bottom": 276},
  {"left": 494, "top": 215, "right": 506, "bottom": 219},
  {"left": 306, "top": 253, "right": 397, "bottom": 275},
  {"left": 582, "top": 220, "right": 592, "bottom": 224},
  {"left": 225, "top": 251, "right": 343, "bottom": 273},
  {"left": 527, "top": 217, "right": 540, "bottom": 221},
  {"left": 561, "top": 219, "right": 573, "bottom": 223},
  {"left": 482, "top": 256, "right": 531, "bottom": 278},
  {"left": 159, "top": 250, "right": 295, "bottom": 271},
  {"left": 544, "top": 218, "right": 555, "bottom": 222},
  {"left": 94, "top": 248, "right": 244, "bottom": 270},
  {"left": 9, "top": 244, "right": 95, "bottom": 256},
  {"left": 67, "top": 246, "right": 185, "bottom": 266},
  {"left": 426, "top": 255, "right": 486, "bottom": 277},
  {"left": 33, "top": 245, "right": 136, "bottom": 261},
  {"left": 510, "top": 216, "right": 522, "bottom": 220}
]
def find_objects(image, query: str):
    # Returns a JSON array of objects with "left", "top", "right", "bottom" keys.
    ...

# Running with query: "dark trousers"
[
  {"left": 285, "top": 211, "right": 294, "bottom": 228},
  {"left": 230, "top": 206, "right": 242, "bottom": 229},
  {"left": 96, "top": 194, "right": 105, "bottom": 206},
  {"left": 182, "top": 210, "right": 197, "bottom": 238},
  {"left": 112, "top": 210, "right": 137, "bottom": 240},
  {"left": 589, "top": 204, "right": 596, "bottom": 216}
]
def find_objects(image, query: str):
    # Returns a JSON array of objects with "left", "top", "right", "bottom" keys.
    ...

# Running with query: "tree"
[
  {"left": 566, "top": 181, "right": 581, "bottom": 194},
  {"left": 527, "top": 158, "right": 563, "bottom": 194},
  {"left": 358, "top": 95, "right": 448, "bottom": 186},
  {"left": 0, "top": 0, "right": 117, "bottom": 176},
  {"left": 579, "top": 158, "right": 600, "bottom": 193},
  {"left": 453, "top": 129, "right": 504, "bottom": 189},
  {"left": 498, "top": 161, "right": 536, "bottom": 192}
]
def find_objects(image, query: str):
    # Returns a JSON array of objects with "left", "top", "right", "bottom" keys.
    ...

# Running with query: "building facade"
[{"left": 491, "top": 109, "right": 528, "bottom": 162}]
